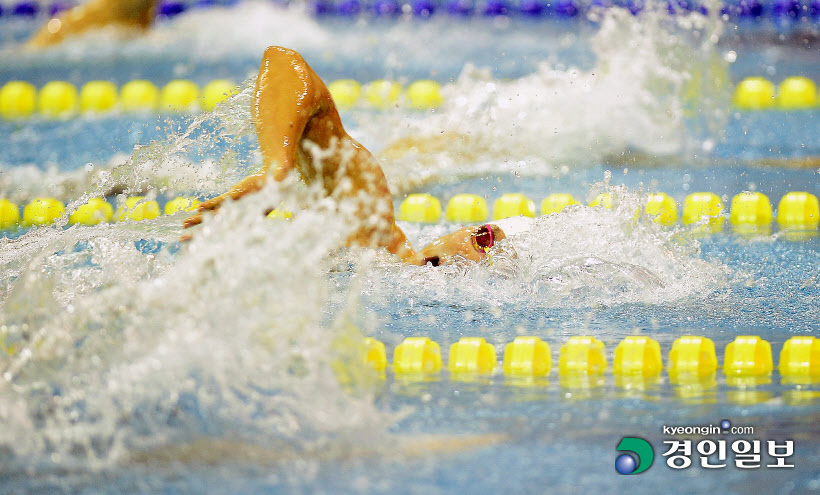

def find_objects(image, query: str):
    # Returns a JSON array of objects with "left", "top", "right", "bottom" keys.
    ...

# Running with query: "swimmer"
[
  {"left": 27, "top": 0, "right": 157, "bottom": 48},
  {"left": 184, "top": 46, "right": 532, "bottom": 266}
]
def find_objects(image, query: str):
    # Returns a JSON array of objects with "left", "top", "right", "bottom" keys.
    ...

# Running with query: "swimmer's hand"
[
  {"left": 182, "top": 213, "right": 203, "bottom": 229},
  {"left": 182, "top": 173, "right": 269, "bottom": 229}
]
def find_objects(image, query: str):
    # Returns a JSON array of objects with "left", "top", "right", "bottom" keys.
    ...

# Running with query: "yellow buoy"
[
  {"left": 779, "top": 336, "right": 820, "bottom": 382},
  {"left": 363, "top": 337, "right": 387, "bottom": 371},
  {"left": 79, "top": 81, "right": 118, "bottom": 113},
  {"left": 492, "top": 193, "right": 535, "bottom": 220},
  {"left": 327, "top": 79, "right": 362, "bottom": 109},
  {"left": 160, "top": 80, "right": 199, "bottom": 112},
  {"left": 405, "top": 80, "right": 443, "bottom": 110},
  {"left": 38, "top": 81, "right": 78, "bottom": 118},
  {"left": 729, "top": 191, "right": 772, "bottom": 227},
  {"left": 23, "top": 197, "right": 66, "bottom": 226},
  {"left": 613, "top": 336, "right": 663, "bottom": 377},
  {"left": 723, "top": 335, "right": 772, "bottom": 377},
  {"left": 644, "top": 192, "right": 678, "bottom": 226},
  {"left": 393, "top": 337, "right": 442, "bottom": 374},
  {"left": 682, "top": 192, "right": 724, "bottom": 231},
  {"left": 776, "top": 191, "right": 819, "bottom": 230},
  {"left": 668, "top": 335, "right": 718, "bottom": 378},
  {"left": 201, "top": 80, "right": 237, "bottom": 111},
  {"left": 69, "top": 197, "right": 113, "bottom": 226},
  {"left": 733, "top": 77, "right": 775, "bottom": 110},
  {"left": 364, "top": 80, "right": 402, "bottom": 110},
  {"left": 121, "top": 80, "right": 159, "bottom": 112},
  {"left": 503, "top": 336, "right": 551, "bottom": 377},
  {"left": 777, "top": 76, "right": 817, "bottom": 110},
  {"left": 0, "top": 199, "right": 20, "bottom": 229},
  {"left": 540, "top": 193, "right": 578, "bottom": 215},
  {"left": 115, "top": 197, "right": 160, "bottom": 222},
  {"left": 589, "top": 192, "right": 613, "bottom": 209},
  {"left": 164, "top": 196, "right": 202, "bottom": 215},
  {"left": 266, "top": 208, "right": 293, "bottom": 220},
  {"left": 399, "top": 193, "right": 442, "bottom": 223},
  {"left": 445, "top": 194, "right": 488, "bottom": 223},
  {"left": 0, "top": 81, "right": 37, "bottom": 119},
  {"left": 448, "top": 337, "right": 497, "bottom": 375},
  {"left": 558, "top": 336, "right": 607, "bottom": 376}
]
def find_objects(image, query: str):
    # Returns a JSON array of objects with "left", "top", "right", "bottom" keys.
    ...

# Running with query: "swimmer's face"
[{"left": 418, "top": 224, "right": 505, "bottom": 266}]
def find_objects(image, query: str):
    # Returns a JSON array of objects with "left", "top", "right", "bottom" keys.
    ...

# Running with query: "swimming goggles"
[{"left": 471, "top": 224, "right": 495, "bottom": 254}]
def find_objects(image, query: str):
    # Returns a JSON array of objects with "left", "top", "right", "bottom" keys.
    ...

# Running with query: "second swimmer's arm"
[{"left": 27, "top": 0, "right": 156, "bottom": 48}]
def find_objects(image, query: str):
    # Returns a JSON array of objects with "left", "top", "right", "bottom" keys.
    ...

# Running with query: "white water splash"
[
  {"left": 359, "top": 5, "right": 731, "bottom": 190},
  {"left": 0, "top": 181, "right": 393, "bottom": 470},
  {"left": 366, "top": 182, "right": 728, "bottom": 310}
]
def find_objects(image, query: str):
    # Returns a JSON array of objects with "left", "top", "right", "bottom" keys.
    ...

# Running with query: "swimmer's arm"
[
  {"left": 182, "top": 172, "right": 269, "bottom": 228},
  {"left": 27, "top": 0, "right": 156, "bottom": 48},
  {"left": 186, "top": 47, "right": 421, "bottom": 264},
  {"left": 192, "top": 47, "right": 325, "bottom": 217},
  {"left": 252, "top": 51, "right": 421, "bottom": 263},
  {"left": 252, "top": 46, "right": 326, "bottom": 183},
  {"left": 190, "top": 173, "right": 269, "bottom": 218}
]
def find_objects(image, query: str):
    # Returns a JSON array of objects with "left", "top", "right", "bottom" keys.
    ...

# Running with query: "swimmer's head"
[{"left": 418, "top": 224, "right": 505, "bottom": 266}]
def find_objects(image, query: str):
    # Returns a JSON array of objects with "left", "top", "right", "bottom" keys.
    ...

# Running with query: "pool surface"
[{"left": 0, "top": 2, "right": 819, "bottom": 494}]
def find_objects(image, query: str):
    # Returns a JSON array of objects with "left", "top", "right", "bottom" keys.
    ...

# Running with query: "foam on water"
[
  {"left": 0, "top": 181, "right": 395, "bottom": 472},
  {"left": 366, "top": 5, "right": 731, "bottom": 190},
  {"left": 370, "top": 182, "right": 729, "bottom": 312},
  {"left": 102, "top": 79, "right": 260, "bottom": 198}
]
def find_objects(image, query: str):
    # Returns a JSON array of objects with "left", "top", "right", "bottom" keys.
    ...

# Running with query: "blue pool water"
[{"left": 1, "top": 2, "right": 819, "bottom": 494}]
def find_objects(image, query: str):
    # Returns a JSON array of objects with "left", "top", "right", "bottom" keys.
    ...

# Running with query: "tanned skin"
[
  {"left": 183, "top": 46, "right": 420, "bottom": 263},
  {"left": 28, "top": 0, "right": 157, "bottom": 48},
  {"left": 184, "top": 46, "right": 504, "bottom": 265}
]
